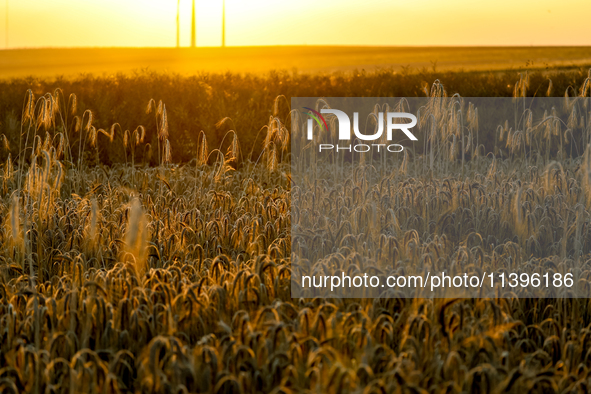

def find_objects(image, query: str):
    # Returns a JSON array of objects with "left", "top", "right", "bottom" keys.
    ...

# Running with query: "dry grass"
[{"left": 1, "top": 69, "right": 591, "bottom": 393}]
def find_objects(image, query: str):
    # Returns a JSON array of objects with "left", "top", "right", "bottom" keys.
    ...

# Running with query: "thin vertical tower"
[
  {"left": 5, "top": 0, "right": 8, "bottom": 49},
  {"left": 176, "top": 0, "right": 180, "bottom": 48},
  {"left": 221, "top": 0, "right": 226, "bottom": 48},
  {"left": 191, "top": 0, "right": 196, "bottom": 48}
]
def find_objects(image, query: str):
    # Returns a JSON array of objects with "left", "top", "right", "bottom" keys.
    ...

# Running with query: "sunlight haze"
[{"left": 3, "top": 0, "right": 591, "bottom": 48}]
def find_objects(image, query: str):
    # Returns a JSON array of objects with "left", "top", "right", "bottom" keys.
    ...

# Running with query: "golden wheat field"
[
  {"left": 2, "top": 66, "right": 591, "bottom": 394},
  {"left": 2, "top": 46, "right": 591, "bottom": 79}
]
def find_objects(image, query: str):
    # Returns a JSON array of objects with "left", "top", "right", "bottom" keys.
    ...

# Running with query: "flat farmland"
[{"left": 1, "top": 45, "right": 591, "bottom": 78}]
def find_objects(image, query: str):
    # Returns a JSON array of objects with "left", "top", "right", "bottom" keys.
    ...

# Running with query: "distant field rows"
[{"left": 1, "top": 46, "right": 591, "bottom": 78}]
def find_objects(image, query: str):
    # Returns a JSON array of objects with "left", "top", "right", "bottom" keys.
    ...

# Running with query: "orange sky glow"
[{"left": 2, "top": 0, "right": 591, "bottom": 48}]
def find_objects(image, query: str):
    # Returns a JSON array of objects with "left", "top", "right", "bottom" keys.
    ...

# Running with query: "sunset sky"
[{"left": 3, "top": 0, "right": 591, "bottom": 48}]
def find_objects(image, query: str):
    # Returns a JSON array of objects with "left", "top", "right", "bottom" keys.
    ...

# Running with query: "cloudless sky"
[{"left": 3, "top": 0, "right": 591, "bottom": 48}]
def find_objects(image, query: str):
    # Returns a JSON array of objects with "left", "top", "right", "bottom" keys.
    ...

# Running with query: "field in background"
[
  {"left": 1, "top": 65, "right": 590, "bottom": 168},
  {"left": 2, "top": 46, "right": 591, "bottom": 78}
]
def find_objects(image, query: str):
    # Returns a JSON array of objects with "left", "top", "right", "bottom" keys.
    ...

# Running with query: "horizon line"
[{"left": 3, "top": 44, "right": 591, "bottom": 51}]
